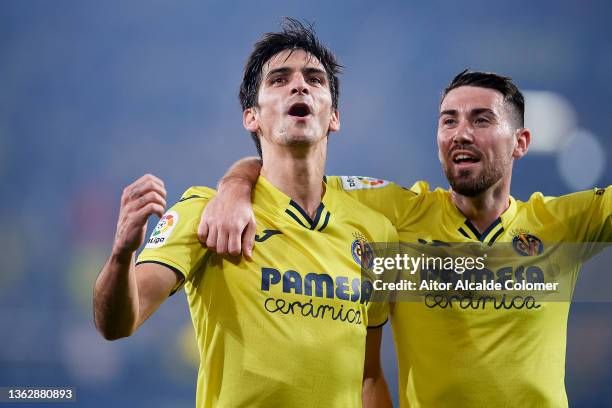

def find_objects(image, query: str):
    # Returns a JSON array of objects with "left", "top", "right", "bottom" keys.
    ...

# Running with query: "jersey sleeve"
[
  {"left": 366, "top": 215, "right": 399, "bottom": 328},
  {"left": 327, "top": 176, "right": 419, "bottom": 228},
  {"left": 588, "top": 186, "right": 612, "bottom": 242},
  {"left": 546, "top": 186, "right": 611, "bottom": 243},
  {"left": 136, "top": 186, "right": 216, "bottom": 293}
]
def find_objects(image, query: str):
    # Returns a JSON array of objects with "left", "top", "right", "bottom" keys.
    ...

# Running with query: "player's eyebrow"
[
  {"left": 266, "top": 67, "right": 292, "bottom": 78},
  {"left": 265, "top": 66, "right": 327, "bottom": 79},
  {"left": 439, "top": 109, "right": 457, "bottom": 117},
  {"left": 439, "top": 108, "right": 497, "bottom": 117},
  {"left": 302, "top": 67, "right": 327, "bottom": 76},
  {"left": 470, "top": 108, "right": 496, "bottom": 117}
]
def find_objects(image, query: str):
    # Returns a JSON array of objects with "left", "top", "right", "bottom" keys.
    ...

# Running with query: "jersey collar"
[
  {"left": 445, "top": 192, "right": 517, "bottom": 245},
  {"left": 253, "top": 175, "right": 332, "bottom": 232}
]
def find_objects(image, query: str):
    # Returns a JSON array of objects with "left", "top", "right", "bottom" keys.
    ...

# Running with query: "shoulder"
[
  {"left": 178, "top": 186, "right": 217, "bottom": 202},
  {"left": 139, "top": 186, "right": 216, "bottom": 252},
  {"left": 327, "top": 175, "right": 416, "bottom": 196},
  {"left": 166, "top": 186, "right": 217, "bottom": 219},
  {"left": 522, "top": 187, "right": 609, "bottom": 211},
  {"left": 327, "top": 175, "right": 394, "bottom": 191},
  {"left": 176, "top": 186, "right": 217, "bottom": 205},
  {"left": 404, "top": 181, "right": 450, "bottom": 213},
  {"left": 327, "top": 187, "right": 395, "bottom": 234},
  {"left": 515, "top": 187, "right": 610, "bottom": 234},
  {"left": 407, "top": 181, "right": 450, "bottom": 197}
]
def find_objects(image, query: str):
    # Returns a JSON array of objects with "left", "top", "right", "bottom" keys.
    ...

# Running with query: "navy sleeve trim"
[
  {"left": 135, "top": 260, "right": 185, "bottom": 296},
  {"left": 179, "top": 194, "right": 203, "bottom": 202}
]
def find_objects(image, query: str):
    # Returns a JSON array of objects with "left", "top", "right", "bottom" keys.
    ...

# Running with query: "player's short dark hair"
[
  {"left": 240, "top": 17, "right": 342, "bottom": 156},
  {"left": 442, "top": 69, "right": 525, "bottom": 128}
]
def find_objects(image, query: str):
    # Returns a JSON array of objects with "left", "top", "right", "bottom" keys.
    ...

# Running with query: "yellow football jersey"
[
  {"left": 328, "top": 176, "right": 611, "bottom": 408},
  {"left": 137, "top": 175, "right": 397, "bottom": 408}
]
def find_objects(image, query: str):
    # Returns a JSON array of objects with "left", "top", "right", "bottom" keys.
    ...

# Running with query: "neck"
[
  {"left": 451, "top": 176, "right": 511, "bottom": 234},
  {"left": 260, "top": 140, "right": 327, "bottom": 218}
]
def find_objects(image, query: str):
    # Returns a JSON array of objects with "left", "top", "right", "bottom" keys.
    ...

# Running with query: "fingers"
[
  {"left": 132, "top": 173, "right": 165, "bottom": 190},
  {"left": 227, "top": 226, "right": 243, "bottom": 257},
  {"left": 132, "top": 202, "right": 165, "bottom": 225},
  {"left": 120, "top": 174, "right": 167, "bottom": 219},
  {"left": 124, "top": 191, "right": 166, "bottom": 214},
  {"left": 197, "top": 217, "right": 209, "bottom": 246},
  {"left": 202, "top": 220, "right": 250, "bottom": 258},
  {"left": 205, "top": 225, "right": 218, "bottom": 252},
  {"left": 199, "top": 199, "right": 217, "bottom": 248},
  {"left": 113, "top": 174, "right": 167, "bottom": 254},
  {"left": 203, "top": 224, "right": 239, "bottom": 257},
  {"left": 122, "top": 174, "right": 166, "bottom": 206},
  {"left": 196, "top": 181, "right": 256, "bottom": 259},
  {"left": 242, "top": 217, "right": 257, "bottom": 260},
  {"left": 216, "top": 227, "right": 229, "bottom": 255},
  {"left": 126, "top": 182, "right": 166, "bottom": 206},
  {"left": 199, "top": 195, "right": 231, "bottom": 255}
]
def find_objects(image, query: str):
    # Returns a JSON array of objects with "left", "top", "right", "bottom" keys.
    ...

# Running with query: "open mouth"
[
  {"left": 288, "top": 103, "right": 311, "bottom": 117},
  {"left": 452, "top": 152, "right": 480, "bottom": 164}
]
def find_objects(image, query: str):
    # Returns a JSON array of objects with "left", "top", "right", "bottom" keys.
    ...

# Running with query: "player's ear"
[
  {"left": 243, "top": 107, "right": 259, "bottom": 133},
  {"left": 328, "top": 108, "right": 340, "bottom": 133},
  {"left": 513, "top": 127, "right": 531, "bottom": 159}
]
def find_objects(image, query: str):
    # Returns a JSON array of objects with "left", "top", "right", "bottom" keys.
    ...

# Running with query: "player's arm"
[
  {"left": 577, "top": 186, "right": 611, "bottom": 260},
  {"left": 362, "top": 326, "right": 393, "bottom": 408},
  {"left": 589, "top": 186, "right": 611, "bottom": 242},
  {"left": 198, "top": 156, "right": 420, "bottom": 258},
  {"left": 326, "top": 176, "right": 421, "bottom": 227},
  {"left": 93, "top": 174, "right": 180, "bottom": 340},
  {"left": 556, "top": 186, "right": 611, "bottom": 243},
  {"left": 198, "top": 157, "right": 261, "bottom": 257}
]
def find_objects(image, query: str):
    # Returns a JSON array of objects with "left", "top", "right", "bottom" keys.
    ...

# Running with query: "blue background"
[{"left": 1, "top": 1, "right": 611, "bottom": 406}]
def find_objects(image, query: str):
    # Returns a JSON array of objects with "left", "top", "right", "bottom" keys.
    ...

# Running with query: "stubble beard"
[{"left": 444, "top": 159, "right": 506, "bottom": 197}]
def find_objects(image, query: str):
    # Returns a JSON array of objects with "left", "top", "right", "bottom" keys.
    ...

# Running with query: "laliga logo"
[
  {"left": 357, "top": 177, "right": 386, "bottom": 187},
  {"left": 146, "top": 211, "right": 178, "bottom": 248},
  {"left": 152, "top": 213, "right": 175, "bottom": 236},
  {"left": 351, "top": 232, "right": 374, "bottom": 269},
  {"left": 512, "top": 230, "right": 543, "bottom": 256},
  {"left": 340, "top": 176, "right": 389, "bottom": 191}
]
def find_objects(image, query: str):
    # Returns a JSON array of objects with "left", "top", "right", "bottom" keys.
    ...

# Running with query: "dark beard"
[{"left": 444, "top": 162, "right": 504, "bottom": 197}]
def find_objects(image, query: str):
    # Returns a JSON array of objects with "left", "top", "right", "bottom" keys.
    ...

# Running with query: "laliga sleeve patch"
[
  {"left": 145, "top": 211, "right": 179, "bottom": 248},
  {"left": 340, "top": 176, "right": 390, "bottom": 191}
]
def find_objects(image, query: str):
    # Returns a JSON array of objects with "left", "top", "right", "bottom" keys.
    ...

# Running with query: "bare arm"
[
  {"left": 198, "top": 157, "right": 262, "bottom": 258},
  {"left": 363, "top": 327, "right": 393, "bottom": 408},
  {"left": 93, "top": 174, "right": 179, "bottom": 340}
]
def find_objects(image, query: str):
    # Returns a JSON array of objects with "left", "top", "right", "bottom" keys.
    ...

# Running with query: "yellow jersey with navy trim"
[
  {"left": 328, "top": 176, "right": 611, "bottom": 408},
  {"left": 136, "top": 175, "right": 397, "bottom": 408}
]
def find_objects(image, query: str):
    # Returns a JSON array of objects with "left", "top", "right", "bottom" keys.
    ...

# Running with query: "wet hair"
[{"left": 240, "top": 17, "right": 342, "bottom": 155}]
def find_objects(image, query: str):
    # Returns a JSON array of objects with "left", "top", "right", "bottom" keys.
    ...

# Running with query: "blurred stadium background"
[{"left": 1, "top": 1, "right": 610, "bottom": 407}]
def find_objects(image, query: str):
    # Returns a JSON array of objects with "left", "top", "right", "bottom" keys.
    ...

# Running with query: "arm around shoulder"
[{"left": 197, "top": 156, "right": 262, "bottom": 257}]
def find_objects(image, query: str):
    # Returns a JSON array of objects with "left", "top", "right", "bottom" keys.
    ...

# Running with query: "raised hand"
[{"left": 112, "top": 173, "right": 167, "bottom": 257}]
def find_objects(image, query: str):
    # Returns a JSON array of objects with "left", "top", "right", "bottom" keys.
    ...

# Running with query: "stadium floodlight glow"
[
  {"left": 523, "top": 90, "right": 577, "bottom": 153},
  {"left": 558, "top": 128, "right": 606, "bottom": 190}
]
